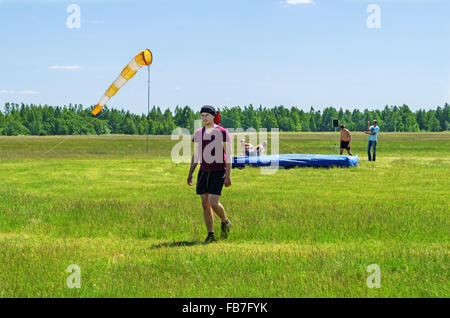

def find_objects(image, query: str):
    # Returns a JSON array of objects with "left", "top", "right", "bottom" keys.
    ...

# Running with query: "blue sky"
[{"left": 0, "top": 0, "right": 449, "bottom": 114}]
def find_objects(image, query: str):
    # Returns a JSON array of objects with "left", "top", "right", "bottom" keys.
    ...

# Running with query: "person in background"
[
  {"left": 241, "top": 139, "right": 267, "bottom": 156},
  {"left": 339, "top": 124, "right": 353, "bottom": 156},
  {"left": 241, "top": 139, "right": 253, "bottom": 156},
  {"left": 365, "top": 120, "right": 379, "bottom": 161}
]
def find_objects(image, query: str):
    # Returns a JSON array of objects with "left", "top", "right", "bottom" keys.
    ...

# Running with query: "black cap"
[{"left": 200, "top": 105, "right": 216, "bottom": 116}]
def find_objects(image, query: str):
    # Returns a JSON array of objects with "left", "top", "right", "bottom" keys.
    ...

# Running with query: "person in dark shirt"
[{"left": 187, "top": 105, "right": 232, "bottom": 243}]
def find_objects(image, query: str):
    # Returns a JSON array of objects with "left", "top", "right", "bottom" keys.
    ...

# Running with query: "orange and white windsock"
[{"left": 91, "top": 49, "right": 153, "bottom": 116}]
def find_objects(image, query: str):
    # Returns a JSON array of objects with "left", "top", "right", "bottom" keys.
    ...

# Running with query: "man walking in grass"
[
  {"left": 339, "top": 124, "right": 353, "bottom": 156},
  {"left": 187, "top": 105, "right": 232, "bottom": 243},
  {"left": 365, "top": 120, "right": 380, "bottom": 161}
]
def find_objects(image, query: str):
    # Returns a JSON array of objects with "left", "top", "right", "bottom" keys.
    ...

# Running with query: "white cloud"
[
  {"left": 284, "top": 0, "right": 315, "bottom": 5},
  {"left": 91, "top": 20, "right": 100, "bottom": 24},
  {"left": 19, "top": 90, "right": 39, "bottom": 95},
  {"left": 49, "top": 65, "right": 82, "bottom": 70},
  {"left": 0, "top": 90, "right": 39, "bottom": 95}
]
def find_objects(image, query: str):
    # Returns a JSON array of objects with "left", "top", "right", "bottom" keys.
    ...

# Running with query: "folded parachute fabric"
[{"left": 232, "top": 154, "right": 359, "bottom": 168}]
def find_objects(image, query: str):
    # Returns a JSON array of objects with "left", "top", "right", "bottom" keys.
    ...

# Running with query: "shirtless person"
[{"left": 339, "top": 124, "right": 353, "bottom": 156}]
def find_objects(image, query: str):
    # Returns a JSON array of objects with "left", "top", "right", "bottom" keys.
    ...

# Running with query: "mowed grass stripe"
[{"left": 0, "top": 234, "right": 448, "bottom": 297}]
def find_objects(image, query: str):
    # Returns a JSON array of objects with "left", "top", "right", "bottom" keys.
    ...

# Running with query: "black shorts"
[
  {"left": 196, "top": 170, "right": 226, "bottom": 195},
  {"left": 340, "top": 141, "right": 350, "bottom": 149}
]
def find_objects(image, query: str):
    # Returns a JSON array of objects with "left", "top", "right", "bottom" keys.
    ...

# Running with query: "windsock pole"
[{"left": 146, "top": 65, "right": 150, "bottom": 153}]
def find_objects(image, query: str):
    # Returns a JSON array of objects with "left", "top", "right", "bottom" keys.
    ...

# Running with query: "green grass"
[{"left": 0, "top": 132, "right": 449, "bottom": 297}]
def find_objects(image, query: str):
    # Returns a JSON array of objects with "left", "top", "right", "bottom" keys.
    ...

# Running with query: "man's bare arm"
[
  {"left": 223, "top": 141, "right": 232, "bottom": 186},
  {"left": 188, "top": 155, "right": 198, "bottom": 176},
  {"left": 223, "top": 141, "right": 232, "bottom": 176},
  {"left": 187, "top": 143, "right": 200, "bottom": 184}
]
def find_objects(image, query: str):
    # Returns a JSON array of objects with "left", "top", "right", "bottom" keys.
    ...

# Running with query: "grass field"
[{"left": 0, "top": 132, "right": 449, "bottom": 297}]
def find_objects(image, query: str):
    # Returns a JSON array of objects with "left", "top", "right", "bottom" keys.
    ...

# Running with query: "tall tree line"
[{"left": 0, "top": 102, "right": 448, "bottom": 136}]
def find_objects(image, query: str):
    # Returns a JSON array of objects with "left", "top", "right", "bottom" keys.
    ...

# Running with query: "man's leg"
[
  {"left": 340, "top": 148, "right": 344, "bottom": 155},
  {"left": 347, "top": 148, "right": 353, "bottom": 156},
  {"left": 201, "top": 193, "right": 214, "bottom": 233},
  {"left": 367, "top": 141, "right": 372, "bottom": 161},
  {"left": 209, "top": 194, "right": 231, "bottom": 239},
  {"left": 373, "top": 141, "right": 377, "bottom": 161},
  {"left": 208, "top": 194, "right": 227, "bottom": 223}
]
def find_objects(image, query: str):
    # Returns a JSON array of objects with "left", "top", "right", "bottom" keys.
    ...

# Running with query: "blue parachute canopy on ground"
[{"left": 232, "top": 154, "right": 359, "bottom": 168}]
